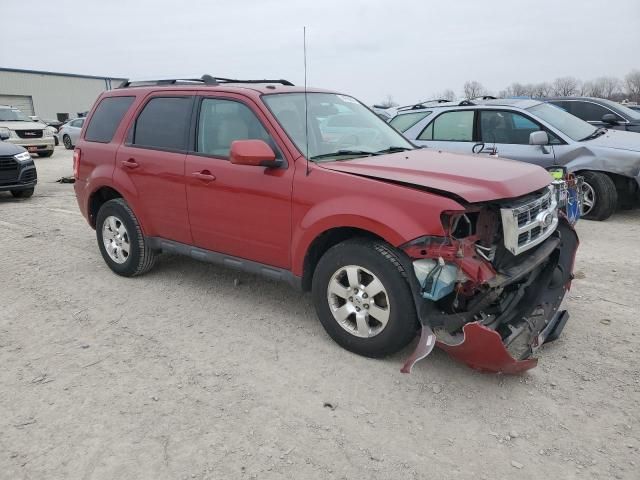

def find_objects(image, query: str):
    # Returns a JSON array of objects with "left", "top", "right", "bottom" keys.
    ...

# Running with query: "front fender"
[{"left": 291, "top": 193, "right": 461, "bottom": 276}]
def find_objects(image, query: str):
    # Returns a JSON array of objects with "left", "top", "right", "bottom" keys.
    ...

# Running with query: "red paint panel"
[{"left": 438, "top": 322, "right": 538, "bottom": 374}]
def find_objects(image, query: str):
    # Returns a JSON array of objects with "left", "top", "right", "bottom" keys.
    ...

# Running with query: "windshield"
[
  {"left": 0, "top": 108, "right": 32, "bottom": 122},
  {"left": 598, "top": 98, "right": 640, "bottom": 120},
  {"left": 263, "top": 92, "right": 414, "bottom": 161},
  {"left": 527, "top": 103, "right": 596, "bottom": 141}
]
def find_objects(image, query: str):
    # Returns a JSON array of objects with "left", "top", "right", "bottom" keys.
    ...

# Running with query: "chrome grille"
[
  {"left": 501, "top": 186, "right": 558, "bottom": 256},
  {"left": 16, "top": 129, "right": 43, "bottom": 139}
]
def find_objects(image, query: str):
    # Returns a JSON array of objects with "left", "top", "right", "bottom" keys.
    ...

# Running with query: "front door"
[
  {"left": 114, "top": 94, "right": 194, "bottom": 244},
  {"left": 185, "top": 95, "right": 293, "bottom": 269},
  {"left": 476, "top": 109, "right": 556, "bottom": 169}
]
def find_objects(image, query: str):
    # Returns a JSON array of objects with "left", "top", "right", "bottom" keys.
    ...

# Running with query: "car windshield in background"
[
  {"left": 0, "top": 109, "right": 32, "bottom": 122},
  {"left": 528, "top": 103, "right": 596, "bottom": 141},
  {"left": 263, "top": 92, "right": 414, "bottom": 161},
  {"left": 389, "top": 111, "right": 432, "bottom": 132}
]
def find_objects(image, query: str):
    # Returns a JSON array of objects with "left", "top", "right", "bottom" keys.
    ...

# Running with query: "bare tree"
[
  {"left": 530, "top": 82, "right": 552, "bottom": 98},
  {"left": 552, "top": 76, "right": 581, "bottom": 96},
  {"left": 624, "top": 70, "right": 640, "bottom": 102},
  {"left": 463, "top": 81, "right": 487, "bottom": 99},
  {"left": 377, "top": 95, "right": 398, "bottom": 108},
  {"left": 438, "top": 89, "right": 456, "bottom": 101},
  {"left": 584, "top": 77, "right": 622, "bottom": 99}
]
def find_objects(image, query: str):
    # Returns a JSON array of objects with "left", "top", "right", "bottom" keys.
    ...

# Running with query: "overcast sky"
[{"left": 1, "top": 0, "right": 638, "bottom": 104}]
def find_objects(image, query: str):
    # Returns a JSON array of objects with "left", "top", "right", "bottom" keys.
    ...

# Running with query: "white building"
[{"left": 0, "top": 67, "right": 125, "bottom": 122}]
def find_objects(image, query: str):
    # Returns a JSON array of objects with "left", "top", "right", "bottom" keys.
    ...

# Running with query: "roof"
[
  {"left": 394, "top": 98, "right": 543, "bottom": 115},
  {"left": 0, "top": 67, "right": 126, "bottom": 81}
]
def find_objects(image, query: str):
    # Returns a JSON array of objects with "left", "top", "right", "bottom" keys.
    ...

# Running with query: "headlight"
[
  {"left": 45, "top": 126, "right": 57, "bottom": 136},
  {"left": 14, "top": 151, "right": 32, "bottom": 162}
]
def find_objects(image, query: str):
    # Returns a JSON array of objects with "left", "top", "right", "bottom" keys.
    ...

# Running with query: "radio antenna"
[{"left": 304, "top": 26, "right": 310, "bottom": 176}]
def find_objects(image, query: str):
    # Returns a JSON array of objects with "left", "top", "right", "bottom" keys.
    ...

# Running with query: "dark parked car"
[
  {"left": 546, "top": 97, "right": 640, "bottom": 133},
  {"left": 0, "top": 130, "right": 37, "bottom": 198}
]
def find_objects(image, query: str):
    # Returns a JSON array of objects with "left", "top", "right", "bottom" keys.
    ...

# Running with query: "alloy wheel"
[
  {"left": 326, "top": 265, "right": 390, "bottom": 338},
  {"left": 580, "top": 181, "right": 596, "bottom": 216},
  {"left": 102, "top": 215, "right": 130, "bottom": 264}
]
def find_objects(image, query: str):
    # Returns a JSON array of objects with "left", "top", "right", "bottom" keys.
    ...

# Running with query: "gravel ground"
[{"left": 1, "top": 148, "right": 639, "bottom": 480}]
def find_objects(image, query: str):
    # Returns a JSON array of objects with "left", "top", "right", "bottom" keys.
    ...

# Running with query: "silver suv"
[
  {"left": 391, "top": 99, "right": 640, "bottom": 220},
  {"left": 0, "top": 105, "right": 55, "bottom": 157}
]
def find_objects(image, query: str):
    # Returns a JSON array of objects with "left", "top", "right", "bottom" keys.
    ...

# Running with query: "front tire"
[
  {"left": 580, "top": 171, "right": 617, "bottom": 221},
  {"left": 95, "top": 198, "right": 157, "bottom": 277},
  {"left": 11, "top": 188, "right": 34, "bottom": 198},
  {"left": 63, "top": 135, "right": 73, "bottom": 150},
  {"left": 312, "top": 238, "right": 418, "bottom": 358}
]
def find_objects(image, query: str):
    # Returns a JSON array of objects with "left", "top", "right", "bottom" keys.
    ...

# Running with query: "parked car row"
[
  {"left": 0, "top": 105, "right": 55, "bottom": 157},
  {"left": 386, "top": 97, "right": 640, "bottom": 221}
]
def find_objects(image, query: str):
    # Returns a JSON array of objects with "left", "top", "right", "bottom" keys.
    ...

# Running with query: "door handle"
[
  {"left": 192, "top": 170, "right": 216, "bottom": 182},
  {"left": 122, "top": 158, "right": 139, "bottom": 169}
]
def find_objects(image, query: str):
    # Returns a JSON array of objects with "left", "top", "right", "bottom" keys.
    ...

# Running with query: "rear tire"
[
  {"left": 580, "top": 171, "right": 617, "bottom": 221},
  {"left": 312, "top": 238, "right": 418, "bottom": 358},
  {"left": 11, "top": 188, "right": 34, "bottom": 198},
  {"left": 95, "top": 198, "right": 157, "bottom": 277}
]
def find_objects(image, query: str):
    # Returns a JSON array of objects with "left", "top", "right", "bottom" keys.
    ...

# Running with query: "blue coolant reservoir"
[{"left": 413, "top": 258, "right": 458, "bottom": 301}]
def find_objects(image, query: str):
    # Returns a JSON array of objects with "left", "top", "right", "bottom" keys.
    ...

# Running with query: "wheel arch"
[{"left": 88, "top": 186, "right": 124, "bottom": 228}]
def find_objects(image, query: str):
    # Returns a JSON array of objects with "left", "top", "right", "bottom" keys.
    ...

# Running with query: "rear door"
[
  {"left": 114, "top": 94, "right": 194, "bottom": 244},
  {"left": 185, "top": 94, "right": 293, "bottom": 268},
  {"left": 476, "top": 109, "right": 556, "bottom": 168}
]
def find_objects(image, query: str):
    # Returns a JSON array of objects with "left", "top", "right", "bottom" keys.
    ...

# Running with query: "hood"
[
  {"left": 320, "top": 149, "right": 552, "bottom": 203},
  {"left": 0, "top": 140, "right": 27, "bottom": 156},
  {"left": 0, "top": 120, "right": 46, "bottom": 131},
  {"left": 585, "top": 129, "right": 640, "bottom": 152}
]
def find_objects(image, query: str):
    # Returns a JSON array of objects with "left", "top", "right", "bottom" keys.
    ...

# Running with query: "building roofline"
[{"left": 0, "top": 67, "right": 126, "bottom": 81}]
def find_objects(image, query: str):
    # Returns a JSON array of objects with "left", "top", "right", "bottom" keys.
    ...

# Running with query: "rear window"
[
  {"left": 389, "top": 111, "right": 431, "bottom": 132},
  {"left": 132, "top": 97, "right": 193, "bottom": 150},
  {"left": 84, "top": 96, "right": 134, "bottom": 143}
]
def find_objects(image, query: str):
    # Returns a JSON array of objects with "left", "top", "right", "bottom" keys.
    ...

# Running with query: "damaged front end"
[{"left": 400, "top": 185, "right": 579, "bottom": 374}]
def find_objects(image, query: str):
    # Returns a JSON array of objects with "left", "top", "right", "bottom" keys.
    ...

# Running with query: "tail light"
[{"left": 73, "top": 148, "right": 81, "bottom": 179}]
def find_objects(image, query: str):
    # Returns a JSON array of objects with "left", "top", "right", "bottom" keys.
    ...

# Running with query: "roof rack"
[
  {"left": 458, "top": 100, "right": 475, "bottom": 106},
  {"left": 396, "top": 99, "right": 453, "bottom": 111},
  {"left": 117, "top": 74, "right": 294, "bottom": 89}
]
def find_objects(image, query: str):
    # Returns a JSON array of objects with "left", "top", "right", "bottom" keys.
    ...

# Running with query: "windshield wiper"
[
  {"left": 375, "top": 146, "right": 413, "bottom": 154},
  {"left": 580, "top": 127, "right": 607, "bottom": 141},
  {"left": 310, "top": 150, "right": 381, "bottom": 161}
]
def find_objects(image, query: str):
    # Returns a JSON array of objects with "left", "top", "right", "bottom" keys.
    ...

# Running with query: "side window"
[
  {"left": 78, "top": 118, "right": 85, "bottom": 128},
  {"left": 550, "top": 101, "right": 571, "bottom": 113},
  {"left": 480, "top": 110, "right": 541, "bottom": 145},
  {"left": 389, "top": 111, "right": 431, "bottom": 132},
  {"left": 132, "top": 97, "right": 192, "bottom": 150},
  {"left": 419, "top": 110, "right": 473, "bottom": 141},
  {"left": 570, "top": 101, "right": 618, "bottom": 122},
  {"left": 197, "top": 98, "right": 273, "bottom": 157},
  {"left": 84, "top": 96, "right": 134, "bottom": 143}
]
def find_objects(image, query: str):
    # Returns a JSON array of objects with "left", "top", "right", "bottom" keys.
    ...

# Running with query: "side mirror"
[
  {"left": 529, "top": 131, "right": 549, "bottom": 146},
  {"left": 601, "top": 113, "right": 619, "bottom": 125},
  {"left": 229, "top": 139, "right": 280, "bottom": 168}
]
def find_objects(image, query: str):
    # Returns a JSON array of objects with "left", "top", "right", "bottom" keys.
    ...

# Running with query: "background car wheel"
[
  {"left": 312, "top": 238, "right": 418, "bottom": 358},
  {"left": 580, "top": 171, "right": 617, "bottom": 221},
  {"left": 11, "top": 188, "right": 34, "bottom": 198},
  {"left": 95, "top": 198, "right": 157, "bottom": 277},
  {"left": 63, "top": 135, "right": 73, "bottom": 150},
  {"left": 38, "top": 151, "right": 53, "bottom": 158}
]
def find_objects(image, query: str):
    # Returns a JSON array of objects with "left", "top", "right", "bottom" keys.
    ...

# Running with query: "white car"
[
  {"left": 58, "top": 117, "right": 86, "bottom": 149},
  {"left": 0, "top": 106, "right": 55, "bottom": 157}
]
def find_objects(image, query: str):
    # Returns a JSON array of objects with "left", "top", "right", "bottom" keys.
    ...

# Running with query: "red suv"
[{"left": 74, "top": 76, "right": 579, "bottom": 373}]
